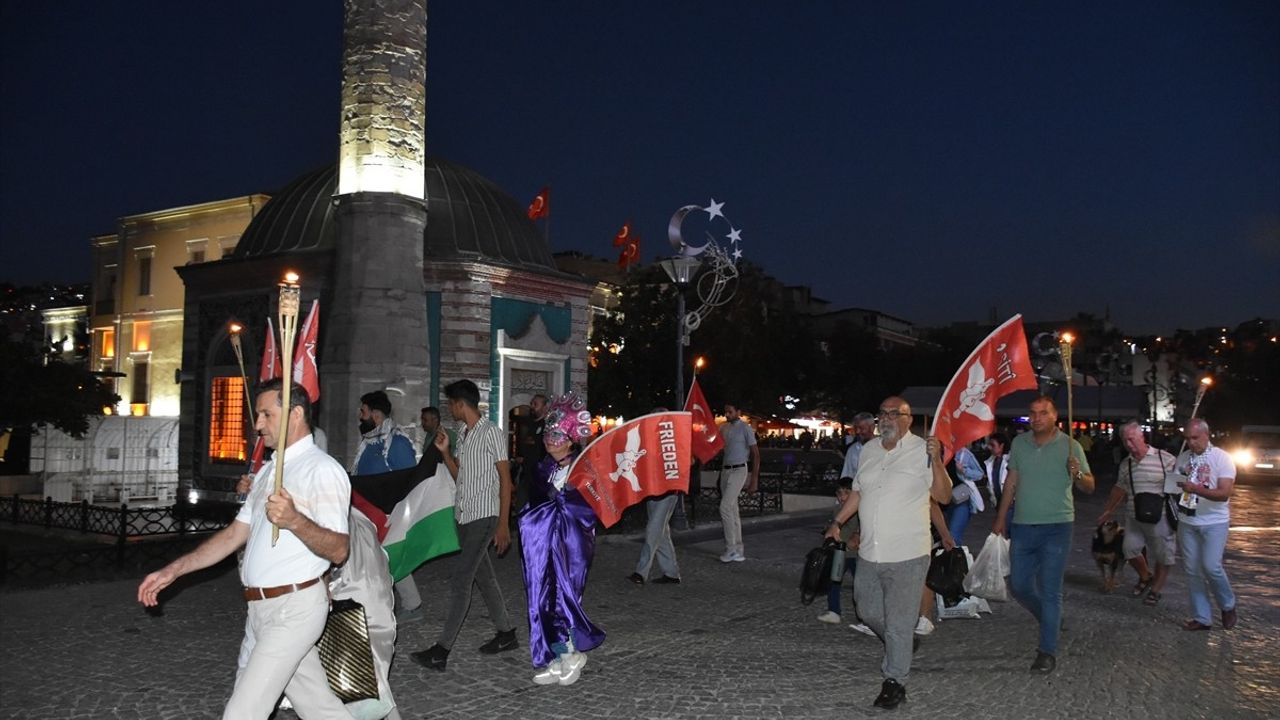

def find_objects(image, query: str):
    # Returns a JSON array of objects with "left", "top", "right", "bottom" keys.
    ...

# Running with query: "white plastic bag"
[{"left": 963, "top": 533, "right": 1010, "bottom": 602}]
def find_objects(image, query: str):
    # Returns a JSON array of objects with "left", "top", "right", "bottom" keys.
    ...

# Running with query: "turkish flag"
[
  {"left": 617, "top": 236, "right": 640, "bottom": 270},
  {"left": 931, "top": 314, "right": 1038, "bottom": 465},
  {"left": 566, "top": 412, "right": 692, "bottom": 527},
  {"left": 292, "top": 300, "right": 320, "bottom": 402},
  {"left": 258, "top": 318, "right": 281, "bottom": 383},
  {"left": 527, "top": 187, "right": 550, "bottom": 220},
  {"left": 612, "top": 221, "right": 632, "bottom": 247},
  {"left": 684, "top": 377, "right": 724, "bottom": 463},
  {"left": 249, "top": 436, "right": 267, "bottom": 473}
]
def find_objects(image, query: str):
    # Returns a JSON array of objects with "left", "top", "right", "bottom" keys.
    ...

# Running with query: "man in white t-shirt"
[
  {"left": 1174, "top": 418, "right": 1238, "bottom": 631},
  {"left": 138, "top": 379, "right": 352, "bottom": 719},
  {"left": 825, "top": 396, "right": 951, "bottom": 710}
]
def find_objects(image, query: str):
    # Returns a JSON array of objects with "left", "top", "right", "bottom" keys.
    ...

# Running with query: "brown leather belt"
[{"left": 243, "top": 576, "right": 322, "bottom": 602}]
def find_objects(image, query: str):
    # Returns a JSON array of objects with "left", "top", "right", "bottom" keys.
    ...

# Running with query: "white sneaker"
[
  {"left": 914, "top": 616, "right": 935, "bottom": 636},
  {"left": 533, "top": 659, "right": 563, "bottom": 685},
  {"left": 849, "top": 622, "right": 877, "bottom": 637},
  {"left": 719, "top": 551, "right": 739, "bottom": 563},
  {"left": 732, "top": 553, "right": 746, "bottom": 562},
  {"left": 557, "top": 652, "right": 587, "bottom": 686},
  {"left": 817, "top": 611, "right": 842, "bottom": 624}
]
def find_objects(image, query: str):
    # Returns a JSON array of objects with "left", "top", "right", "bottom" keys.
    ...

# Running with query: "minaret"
[{"left": 323, "top": 0, "right": 430, "bottom": 466}]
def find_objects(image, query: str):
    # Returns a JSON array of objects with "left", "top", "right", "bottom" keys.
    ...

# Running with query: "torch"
[
  {"left": 271, "top": 272, "right": 302, "bottom": 546},
  {"left": 1059, "top": 332, "right": 1075, "bottom": 436},
  {"left": 227, "top": 323, "right": 254, "bottom": 441}
]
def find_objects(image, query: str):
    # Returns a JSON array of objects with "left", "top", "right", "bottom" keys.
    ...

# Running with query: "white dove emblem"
[
  {"left": 952, "top": 363, "right": 996, "bottom": 421},
  {"left": 608, "top": 426, "right": 647, "bottom": 492}
]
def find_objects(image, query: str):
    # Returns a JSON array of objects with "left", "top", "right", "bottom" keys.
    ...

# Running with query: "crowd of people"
[{"left": 135, "top": 381, "right": 1241, "bottom": 717}]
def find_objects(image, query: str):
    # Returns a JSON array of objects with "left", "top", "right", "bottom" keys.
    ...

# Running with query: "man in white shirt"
[
  {"left": 1097, "top": 421, "right": 1177, "bottom": 603},
  {"left": 717, "top": 403, "right": 760, "bottom": 562},
  {"left": 825, "top": 396, "right": 951, "bottom": 710},
  {"left": 138, "top": 379, "right": 352, "bottom": 719},
  {"left": 1174, "top": 418, "right": 1238, "bottom": 631}
]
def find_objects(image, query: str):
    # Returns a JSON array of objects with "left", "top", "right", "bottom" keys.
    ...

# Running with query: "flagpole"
[{"left": 272, "top": 273, "right": 302, "bottom": 546}]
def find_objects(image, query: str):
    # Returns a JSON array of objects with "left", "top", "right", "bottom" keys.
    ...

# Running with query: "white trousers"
[
  {"left": 719, "top": 465, "right": 749, "bottom": 555},
  {"left": 224, "top": 581, "right": 352, "bottom": 720}
]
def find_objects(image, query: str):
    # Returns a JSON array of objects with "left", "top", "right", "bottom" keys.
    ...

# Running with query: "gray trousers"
[
  {"left": 853, "top": 554, "right": 929, "bottom": 683},
  {"left": 437, "top": 516, "right": 513, "bottom": 650},
  {"left": 635, "top": 494, "right": 681, "bottom": 579}
]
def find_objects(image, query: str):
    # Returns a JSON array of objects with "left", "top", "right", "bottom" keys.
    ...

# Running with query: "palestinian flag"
[{"left": 350, "top": 447, "right": 460, "bottom": 582}]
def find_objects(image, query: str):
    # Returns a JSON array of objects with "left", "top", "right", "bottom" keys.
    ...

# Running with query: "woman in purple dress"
[{"left": 517, "top": 393, "right": 605, "bottom": 686}]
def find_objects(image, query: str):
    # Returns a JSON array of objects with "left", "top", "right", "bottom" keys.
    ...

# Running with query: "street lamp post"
[{"left": 658, "top": 256, "right": 702, "bottom": 408}]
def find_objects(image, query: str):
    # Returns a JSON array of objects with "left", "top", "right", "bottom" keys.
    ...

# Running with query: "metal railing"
[{"left": 2, "top": 495, "right": 228, "bottom": 539}]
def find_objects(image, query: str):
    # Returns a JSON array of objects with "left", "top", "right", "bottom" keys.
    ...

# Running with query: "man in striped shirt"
[{"left": 410, "top": 379, "right": 518, "bottom": 671}]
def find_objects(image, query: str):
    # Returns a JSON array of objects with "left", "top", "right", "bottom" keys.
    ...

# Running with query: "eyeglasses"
[{"left": 877, "top": 410, "right": 908, "bottom": 419}]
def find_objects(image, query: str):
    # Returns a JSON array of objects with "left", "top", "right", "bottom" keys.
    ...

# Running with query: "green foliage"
[{"left": 0, "top": 335, "right": 119, "bottom": 438}]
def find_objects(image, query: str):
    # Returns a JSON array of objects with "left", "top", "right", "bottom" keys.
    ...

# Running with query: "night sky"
[{"left": 3, "top": 1, "right": 1277, "bottom": 333}]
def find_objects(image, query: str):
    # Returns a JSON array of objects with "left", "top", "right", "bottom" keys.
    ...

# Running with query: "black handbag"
[
  {"left": 926, "top": 547, "right": 969, "bottom": 605},
  {"left": 316, "top": 598, "right": 380, "bottom": 703},
  {"left": 799, "top": 539, "right": 837, "bottom": 605},
  {"left": 1128, "top": 453, "right": 1167, "bottom": 524}
]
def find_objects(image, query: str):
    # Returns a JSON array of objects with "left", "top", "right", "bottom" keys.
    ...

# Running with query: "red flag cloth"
[
  {"left": 931, "top": 314, "right": 1038, "bottom": 465},
  {"left": 258, "top": 318, "right": 280, "bottom": 383},
  {"left": 617, "top": 236, "right": 640, "bottom": 269},
  {"left": 566, "top": 412, "right": 692, "bottom": 527},
  {"left": 684, "top": 377, "right": 724, "bottom": 463},
  {"left": 292, "top": 300, "right": 320, "bottom": 402},
  {"left": 612, "top": 221, "right": 632, "bottom": 247},
  {"left": 527, "top": 187, "right": 550, "bottom": 220}
]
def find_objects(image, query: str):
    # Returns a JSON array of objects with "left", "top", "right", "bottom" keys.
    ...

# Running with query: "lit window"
[
  {"left": 209, "top": 376, "right": 248, "bottom": 462},
  {"left": 101, "top": 329, "right": 115, "bottom": 358},
  {"left": 133, "top": 322, "right": 150, "bottom": 352}
]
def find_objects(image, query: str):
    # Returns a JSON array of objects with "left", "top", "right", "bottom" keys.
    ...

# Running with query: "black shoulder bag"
[{"left": 1130, "top": 454, "right": 1165, "bottom": 525}]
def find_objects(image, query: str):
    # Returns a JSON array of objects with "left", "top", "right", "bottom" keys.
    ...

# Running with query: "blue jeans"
[
  {"left": 944, "top": 501, "right": 972, "bottom": 546},
  {"left": 1009, "top": 522, "right": 1072, "bottom": 656},
  {"left": 1177, "top": 521, "right": 1235, "bottom": 625},
  {"left": 826, "top": 556, "right": 858, "bottom": 614}
]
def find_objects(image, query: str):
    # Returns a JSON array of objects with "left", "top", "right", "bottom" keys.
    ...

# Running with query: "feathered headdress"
[{"left": 543, "top": 392, "right": 593, "bottom": 444}]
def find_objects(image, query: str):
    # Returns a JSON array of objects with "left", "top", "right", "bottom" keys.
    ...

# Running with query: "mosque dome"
[{"left": 232, "top": 158, "right": 556, "bottom": 271}]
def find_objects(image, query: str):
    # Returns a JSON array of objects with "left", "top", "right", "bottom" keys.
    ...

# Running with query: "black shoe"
[
  {"left": 872, "top": 678, "right": 906, "bottom": 709},
  {"left": 409, "top": 644, "right": 449, "bottom": 671},
  {"left": 653, "top": 575, "right": 681, "bottom": 585},
  {"left": 1030, "top": 651, "right": 1056, "bottom": 674},
  {"left": 478, "top": 628, "right": 519, "bottom": 654},
  {"left": 626, "top": 572, "right": 645, "bottom": 585}
]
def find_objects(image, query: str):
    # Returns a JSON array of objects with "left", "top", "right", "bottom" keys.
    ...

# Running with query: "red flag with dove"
[
  {"left": 684, "top": 377, "right": 724, "bottom": 463},
  {"left": 567, "top": 412, "right": 692, "bottom": 527},
  {"left": 292, "top": 300, "right": 320, "bottom": 402},
  {"left": 931, "top": 314, "right": 1038, "bottom": 466}
]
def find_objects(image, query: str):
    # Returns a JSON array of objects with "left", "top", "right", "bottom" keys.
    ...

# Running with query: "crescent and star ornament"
[{"left": 665, "top": 197, "right": 743, "bottom": 334}]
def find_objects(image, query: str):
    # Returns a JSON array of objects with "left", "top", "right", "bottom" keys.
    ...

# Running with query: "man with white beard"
[{"left": 825, "top": 396, "right": 951, "bottom": 709}]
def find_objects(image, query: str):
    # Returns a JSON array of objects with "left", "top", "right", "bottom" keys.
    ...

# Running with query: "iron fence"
[
  {"left": 2, "top": 496, "right": 228, "bottom": 541},
  {"left": 0, "top": 536, "right": 226, "bottom": 589}
]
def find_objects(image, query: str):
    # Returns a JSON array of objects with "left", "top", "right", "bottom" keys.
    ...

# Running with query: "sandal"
[
  {"left": 1144, "top": 590, "right": 1161, "bottom": 606},
  {"left": 1132, "top": 576, "right": 1154, "bottom": 597}
]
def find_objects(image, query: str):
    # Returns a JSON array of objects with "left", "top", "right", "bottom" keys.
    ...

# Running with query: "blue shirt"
[{"left": 355, "top": 434, "right": 416, "bottom": 475}]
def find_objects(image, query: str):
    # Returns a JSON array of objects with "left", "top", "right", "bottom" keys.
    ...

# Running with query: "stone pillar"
[{"left": 323, "top": 0, "right": 430, "bottom": 468}]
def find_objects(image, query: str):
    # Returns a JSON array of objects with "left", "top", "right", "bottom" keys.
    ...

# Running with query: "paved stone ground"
[{"left": 2, "top": 476, "right": 1277, "bottom": 719}]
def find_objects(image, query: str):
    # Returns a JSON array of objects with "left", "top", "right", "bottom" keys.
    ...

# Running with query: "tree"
[{"left": 0, "top": 335, "right": 119, "bottom": 438}]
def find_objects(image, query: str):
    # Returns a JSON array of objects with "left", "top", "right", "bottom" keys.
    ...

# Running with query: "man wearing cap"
[{"left": 138, "top": 379, "right": 352, "bottom": 718}]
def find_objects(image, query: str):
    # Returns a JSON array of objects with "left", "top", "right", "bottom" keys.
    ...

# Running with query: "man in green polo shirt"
[{"left": 992, "top": 395, "right": 1093, "bottom": 675}]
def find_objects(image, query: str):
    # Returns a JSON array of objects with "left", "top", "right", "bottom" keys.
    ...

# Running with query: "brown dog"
[{"left": 1091, "top": 521, "right": 1125, "bottom": 592}]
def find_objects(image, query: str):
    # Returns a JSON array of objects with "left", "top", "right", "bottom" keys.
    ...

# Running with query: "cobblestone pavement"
[{"left": 2, "top": 477, "right": 1277, "bottom": 719}]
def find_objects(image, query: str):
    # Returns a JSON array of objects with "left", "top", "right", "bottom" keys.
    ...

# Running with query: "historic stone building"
[{"left": 175, "top": 0, "right": 593, "bottom": 504}]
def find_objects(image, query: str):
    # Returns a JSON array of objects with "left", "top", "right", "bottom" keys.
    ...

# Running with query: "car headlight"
[{"left": 1231, "top": 449, "right": 1255, "bottom": 467}]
